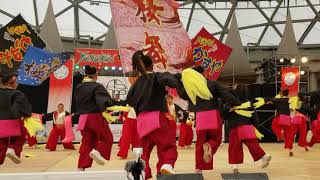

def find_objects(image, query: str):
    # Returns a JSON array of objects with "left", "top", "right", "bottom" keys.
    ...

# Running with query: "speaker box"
[{"left": 157, "top": 173, "right": 203, "bottom": 180}]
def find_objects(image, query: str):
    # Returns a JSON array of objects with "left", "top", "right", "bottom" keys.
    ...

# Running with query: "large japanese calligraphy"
[
  {"left": 192, "top": 27, "right": 232, "bottom": 80},
  {"left": 0, "top": 14, "right": 46, "bottom": 72},
  {"left": 110, "top": 0, "right": 192, "bottom": 73}
]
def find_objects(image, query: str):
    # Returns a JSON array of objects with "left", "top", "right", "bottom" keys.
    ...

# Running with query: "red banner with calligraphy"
[
  {"left": 47, "top": 60, "right": 73, "bottom": 112},
  {"left": 192, "top": 27, "right": 232, "bottom": 80},
  {"left": 281, "top": 66, "right": 300, "bottom": 97},
  {"left": 110, "top": 0, "right": 192, "bottom": 73},
  {"left": 74, "top": 48, "right": 121, "bottom": 67}
]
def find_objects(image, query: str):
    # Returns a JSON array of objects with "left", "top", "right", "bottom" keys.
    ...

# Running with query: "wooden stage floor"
[{"left": 0, "top": 143, "right": 319, "bottom": 180}]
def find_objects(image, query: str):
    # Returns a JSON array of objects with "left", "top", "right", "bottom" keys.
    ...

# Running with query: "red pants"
[
  {"left": 309, "top": 127, "right": 320, "bottom": 147},
  {"left": 141, "top": 114, "right": 177, "bottom": 179},
  {"left": 45, "top": 126, "right": 75, "bottom": 151},
  {"left": 178, "top": 123, "right": 193, "bottom": 147},
  {"left": 0, "top": 121, "right": 25, "bottom": 165},
  {"left": 272, "top": 116, "right": 294, "bottom": 149},
  {"left": 195, "top": 121, "right": 222, "bottom": 170},
  {"left": 291, "top": 121, "right": 308, "bottom": 148},
  {"left": 117, "top": 118, "right": 141, "bottom": 158},
  {"left": 78, "top": 114, "right": 113, "bottom": 169},
  {"left": 228, "top": 126, "right": 265, "bottom": 164},
  {"left": 24, "top": 127, "right": 37, "bottom": 147}
]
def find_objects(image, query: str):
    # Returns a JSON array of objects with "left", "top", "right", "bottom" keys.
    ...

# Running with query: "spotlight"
[
  {"left": 97, "top": 66, "right": 102, "bottom": 70},
  {"left": 300, "top": 70, "right": 305, "bottom": 75},
  {"left": 291, "top": 58, "right": 296, "bottom": 63},
  {"left": 279, "top": 58, "right": 284, "bottom": 63},
  {"left": 119, "top": 67, "right": 123, "bottom": 70},
  {"left": 104, "top": 66, "right": 109, "bottom": 70},
  {"left": 301, "top": 56, "right": 308, "bottom": 63},
  {"left": 111, "top": 66, "right": 116, "bottom": 70},
  {"left": 82, "top": 66, "right": 86, "bottom": 70},
  {"left": 75, "top": 65, "right": 80, "bottom": 69}
]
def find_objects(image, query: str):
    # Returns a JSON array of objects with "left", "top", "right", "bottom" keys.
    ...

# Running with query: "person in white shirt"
[{"left": 45, "top": 103, "right": 75, "bottom": 151}]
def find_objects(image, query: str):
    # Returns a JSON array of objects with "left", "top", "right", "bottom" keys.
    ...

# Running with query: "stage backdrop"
[
  {"left": 47, "top": 59, "right": 73, "bottom": 112},
  {"left": 110, "top": 0, "right": 192, "bottom": 73},
  {"left": 97, "top": 76, "right": 131, "bottom": 100},
  {"left": 74, "top": 48, "right": 121, "bottom": 67}
]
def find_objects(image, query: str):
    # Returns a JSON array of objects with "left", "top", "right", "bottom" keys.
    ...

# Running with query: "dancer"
[
  {"left": 268, "top": 89, "right": 293, "bottom": 156},
  {"left": 0, "top": 71, "right": 32, "bottom": 165},
  {"left": 176, "top": 67, "right": 240, "bottom": 173},
  {"left": 226, "top": 84, "right": 271, "bottom": 173},
  {"left": 177, "top": 106, "right": 193, "bottom": 148},
  {"left": 289, "top": 95, "right": 311, "bottom": 151},
  {"left": 299, "top": 91, "right": 320, "bottom": 147},
  {"left": 126, "top": 50, "right": 179, "bottom": 179},
  {"left": 117, "top": 106, "right": 141, "bottom": 159},
  {"left": 74, "top": 65, "right": 115, "bottom": 171},
  {"left": 45, "top": 103, "right": 75, "bottom": 151}
]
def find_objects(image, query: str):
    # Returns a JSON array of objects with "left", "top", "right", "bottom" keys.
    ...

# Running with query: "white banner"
[{"left": 97, "top": 76, "right": 131, "bottom": 100}]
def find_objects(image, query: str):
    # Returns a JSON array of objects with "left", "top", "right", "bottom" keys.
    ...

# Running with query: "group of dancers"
[{"left": 0, "top": 50, "right": 320, "bottom": 179}]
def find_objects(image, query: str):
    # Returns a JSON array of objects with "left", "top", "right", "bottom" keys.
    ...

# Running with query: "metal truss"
[{"left": 1, "top": 0, "right": 320, "bottom": 47}]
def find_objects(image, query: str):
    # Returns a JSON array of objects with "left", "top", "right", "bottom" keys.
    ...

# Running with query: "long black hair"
[{"left": 132, "top": 50, "right": 153, "bottom": 77}]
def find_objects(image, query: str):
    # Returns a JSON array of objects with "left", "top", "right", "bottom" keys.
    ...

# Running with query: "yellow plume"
[
  {"left": 24, "top": 117, "right": 45, "bottom": 137},
  {"left": 181, "top": 68, "right": 213, "bottom": 105},
  {"left": 275, "top": 94, "right": 282, "bottom": 98},
  {"left": 102, "top": 112, "right": 117, "bottom": 123},
  {"left": 106, "top": 106, "right": 130, "bottom": 112},
  {"left": 255, "top": 128, "right": 264, "bottom": 139},
  {"left": 234, "top": 101, "right": 253, "bottom": 118},
  {"left": 289, "top": 96, "right": 301, "bottom": 111},
  {"left": 254, "top": 98, "right": 265, "bottom": 109}
]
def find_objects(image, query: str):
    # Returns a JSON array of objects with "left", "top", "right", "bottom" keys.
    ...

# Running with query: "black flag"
[{"left": 0, "top": 14, "right": 46, "bottom": 73}]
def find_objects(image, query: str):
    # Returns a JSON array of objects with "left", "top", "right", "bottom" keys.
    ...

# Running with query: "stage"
[{"left": 0, "top": 143, "right": 319, "bottom": 180}]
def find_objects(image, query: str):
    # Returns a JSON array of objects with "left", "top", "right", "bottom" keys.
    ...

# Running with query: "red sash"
[
  {"left": 196, "top": 110, "right": 219, "bottom": 131},
  {"left": 137, "top": 111, "right": 161, "bottom": 139},
  {"left": 278, "top": 115, "right": 291, "bottom": 126},
  {"left": 237, "top": 125, "right": 256, "bottom": 140},
  {"left": 0, "top": 119, "right": 21, "bottom": 138}
]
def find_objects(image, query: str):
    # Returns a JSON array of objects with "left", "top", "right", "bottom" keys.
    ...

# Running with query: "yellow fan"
[{"left": 24, "top": 117, "right": 45, "bottom": 137}]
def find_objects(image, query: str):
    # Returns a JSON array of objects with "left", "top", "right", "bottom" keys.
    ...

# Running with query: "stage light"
[
  {"left": 290, "top": 58, "right": 296, "bottom": 63},
  {"left": 119, "top": 67, "right": 122, "bottom": 70},
  {"left": 104, "top": 66, "right": 109, "bottom": 70},
  {"left": 97, "top": 66, "right": 102, "bottom": 70},
  {"left": 300, "top": 70, "right": 305, "bottom": 75},
  {"left": 111, "top": 66, "right": 116, "bottom": 70},
  {"left": 75, "top": 65, "right": 80, "bottom": 69},
  {"left": 301, "top": 56, "right": 308, "bottom": 63},
  {"left": 279, "top": 58, "right": 284, "bottom": 63},
  {"left": 82, "top": 66, "right": 86, "bottom": 70}
]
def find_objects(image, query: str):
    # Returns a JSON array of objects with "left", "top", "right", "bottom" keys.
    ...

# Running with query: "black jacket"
[
  {"left": 270, "top": 98, "right": 290, "bottom": 116},
  {"left": 223, "top": 90, "right": 258, "bottom": 129},
  {"left": 126, "top": 72, "right": 179, "bottom": 116},
  {"left": 74, "top": 81, "right": 115, "bottom": 114},
  {"left": 0, "top": 88, "right": 32, "bottom": 120}
]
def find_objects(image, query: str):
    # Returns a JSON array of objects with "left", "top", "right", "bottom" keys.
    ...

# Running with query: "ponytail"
[{"left": 132, "top": 50, "right": 148, "bottom": 77}]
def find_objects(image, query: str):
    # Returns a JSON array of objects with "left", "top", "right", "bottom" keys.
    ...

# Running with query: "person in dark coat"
[
  {"left": 0, "top": 71, "right": 32, "bottom": 165},
  {"left": 74, "top": 65, "right": 116, "bottom": 171}
]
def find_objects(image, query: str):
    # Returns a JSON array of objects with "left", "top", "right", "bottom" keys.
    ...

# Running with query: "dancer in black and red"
[
  {"left": 225, "top": 84, "right": 271, "bottom": 173},
  {"left": 126, "top": 51, "right": 179, "bottom": 179},
  {"left": 0, "top": 71, "right": 32, "bottom": 165},
  {"left": 74, "top": 65, "right": 116, "bottom": 171},
  {"left": 268, "top": 89, "right": 294, "bottom": 156}
]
